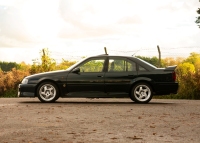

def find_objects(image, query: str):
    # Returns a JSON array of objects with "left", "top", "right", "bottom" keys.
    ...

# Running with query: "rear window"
[{"left": 135, "top": 58, "right": 157, "bottom": 69}]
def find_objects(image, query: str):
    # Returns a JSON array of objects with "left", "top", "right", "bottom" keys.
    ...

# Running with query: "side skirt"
[{"left": 62, "top": 92, "right": 129, "bottom": 98}]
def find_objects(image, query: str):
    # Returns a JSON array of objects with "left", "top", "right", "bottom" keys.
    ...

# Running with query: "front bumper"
[{"left": 18, "top": 84, "right": 37, "bottom": 97}]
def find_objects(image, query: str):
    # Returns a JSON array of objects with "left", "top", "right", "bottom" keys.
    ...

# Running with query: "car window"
[
  {"left": 139, "top": 65, "right": 147, "bottom": 71},
  {"left": 108, "top": 58, "right": 136, "bottom": 72},
  {"left": 79, "top": 58, "right": 105, "bottom": 72},
  {"left": 127, "top": 59, "right": 136, "bottom": 72}
]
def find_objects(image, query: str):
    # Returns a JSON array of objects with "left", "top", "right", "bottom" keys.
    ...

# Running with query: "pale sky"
[{"left": 0, "top": 0, "right": 200, "bottom": 64}]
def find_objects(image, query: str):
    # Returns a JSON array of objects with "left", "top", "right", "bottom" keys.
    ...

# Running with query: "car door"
[
  {"left": 104, "top": 57, "right": 138, "bottom": 94},
  {"left": 66, "top": 57, "right": 106, "bottom": 95}
]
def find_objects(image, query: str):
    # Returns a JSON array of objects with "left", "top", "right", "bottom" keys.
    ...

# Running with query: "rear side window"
[
  {"left": 108, "top": 58, "right": 136, "bottom": 72},
  {"left": 127, "top": 59, "right": 136, "bottom": 72}
]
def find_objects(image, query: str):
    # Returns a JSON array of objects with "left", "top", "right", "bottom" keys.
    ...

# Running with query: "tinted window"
[
  {"left": 139, "top": 65, "right": 147, "bottom": 71},
  {"left": 79, "top": 58, "right": 105, "bottom": 73},
  {"left": 108, "top": 58, "right": 136, "bottom": 72},
  {"left": 136, "top": 58, "right": 157, "bottom": 69},
  {"left": 127, "top": 59, "right": 136, "bottom": 72}
]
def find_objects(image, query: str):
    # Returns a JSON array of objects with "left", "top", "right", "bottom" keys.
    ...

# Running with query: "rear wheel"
[
  {"left": 130, "top": 83, "right": 153, "bottom": 103},
  {"left": 37, "top": 82, "right": 59, "bottom": 103}
]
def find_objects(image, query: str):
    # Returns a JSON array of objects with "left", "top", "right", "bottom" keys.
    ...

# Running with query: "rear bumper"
[
  {"left": 18, "top": 84, "right": 36, "bottom": 97},
  {"left": 153, "top": 82, "right": 178, "bottom": 95}
]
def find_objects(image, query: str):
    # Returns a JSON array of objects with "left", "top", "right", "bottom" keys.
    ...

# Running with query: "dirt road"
[{"left": 0, "top": 98, "right": 200, "bottom": 143}]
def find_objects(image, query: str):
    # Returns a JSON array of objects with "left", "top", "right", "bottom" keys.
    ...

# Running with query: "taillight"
[{"left": 172, "top": 71, "right": 176, "bottom": 81}]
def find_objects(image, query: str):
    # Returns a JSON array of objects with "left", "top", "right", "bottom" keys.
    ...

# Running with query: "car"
[{"left": 18, "top": 54, "right": 178, "bottom": 103}]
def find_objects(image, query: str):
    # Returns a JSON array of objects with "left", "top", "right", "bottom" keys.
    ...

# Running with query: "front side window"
[
  {"left": 79, "top": 58, "right": 105, "bottom": 72},
  {"left": 108, "top": 58, "right": 136, "bottom": 72}
]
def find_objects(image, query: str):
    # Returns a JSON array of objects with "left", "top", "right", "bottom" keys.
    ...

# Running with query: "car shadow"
[{"left": 18, "top": 100, "right": 175, "bottom": 105}]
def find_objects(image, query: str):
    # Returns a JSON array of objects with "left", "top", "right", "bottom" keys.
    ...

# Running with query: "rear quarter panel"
[{"left": 137, "top": 69, "right": 178, "bottom": 95}]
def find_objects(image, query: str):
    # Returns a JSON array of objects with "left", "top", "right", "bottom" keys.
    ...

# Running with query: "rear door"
[{"left": 104, "top": 57, "right": 138, "bottom": 94}]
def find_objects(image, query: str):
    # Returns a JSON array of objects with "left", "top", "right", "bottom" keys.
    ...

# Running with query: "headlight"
[{"left": 22, "top": 78, "right": 28, "bottom": 84}]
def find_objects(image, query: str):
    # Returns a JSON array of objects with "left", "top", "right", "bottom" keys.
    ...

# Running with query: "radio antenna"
[{"left": 104, "top": 47, "right": 108, "bottom": 55}]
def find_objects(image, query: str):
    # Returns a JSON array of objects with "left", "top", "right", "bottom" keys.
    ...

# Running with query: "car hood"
[{"left": 26, "top": 70, "right": 69, "bottom": 79}]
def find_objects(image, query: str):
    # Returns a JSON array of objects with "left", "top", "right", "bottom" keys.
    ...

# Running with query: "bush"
[
  {"left": 175, "top": 53, "right": 200, "bottom": 99},
  {"left": 0, "top": 68, "right": 29, "bottom": 97}
]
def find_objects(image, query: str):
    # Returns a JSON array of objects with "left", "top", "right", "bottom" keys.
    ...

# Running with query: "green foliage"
[
  {"left": 176, "top": 62, "right": 195, "bottom": 76},
  {"left": 196, "top": 8, "right": 200, "bottom": 28},
  {"left": 56, "top": 59, "right": 76, "bottom": 70},
  {"left": 1, "top": 89, "right": 17, "bottom": 98},
  {"left": 184, "top": 52, "right": 200, "bottom": 71},
  {"left": 0, "top": 61, "right": 20, "bottom": 72},
  {"left": 175, "top": 53, "right": 200, "bottom": 99},
  {"left": 137, "top": 56, "right": 184, "bottom": 68},
  {"left": 18, "top": 62, "right": 31, "bottom": 71}
]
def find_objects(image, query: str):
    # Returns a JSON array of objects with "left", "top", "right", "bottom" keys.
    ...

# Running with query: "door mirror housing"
[{"left": 72, "top": 67, "right": 80, "bottom": 73}]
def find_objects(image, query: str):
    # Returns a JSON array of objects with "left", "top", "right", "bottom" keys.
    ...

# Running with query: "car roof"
[{"left": 91, "top": 54, "right": 134, "bottom": 58}]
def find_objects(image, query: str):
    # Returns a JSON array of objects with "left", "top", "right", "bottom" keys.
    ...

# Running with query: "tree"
[
  {"left": 162, "top": 57, "right": 185, "bottom": 67},
  {"left": 184, "top": 52, "right": 200, "bottom": 72},
  {"left": 0, "top": 61, "right": 20, "bottom": 71},
  {"left": 30, "top": 48, "right": 56, "bottom": 74},
  {"left": 196, "top": 8, "right": 200, "bottom": 28},
  {"left": 176, "top": 62, "right": 195, "bottom": 77},
  {"left": 18, "top": 62, "right": 31, "bottom": 71},
  {"left": 56, "top": 59, "right": 76, "bottom": 70},
  {"left": 175, "top": 53, "right": 200, "bottom": 99}
]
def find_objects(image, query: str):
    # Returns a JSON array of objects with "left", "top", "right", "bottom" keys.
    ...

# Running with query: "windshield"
[{"left": 66, "top": 58, "right": 87, "bottom": 71}]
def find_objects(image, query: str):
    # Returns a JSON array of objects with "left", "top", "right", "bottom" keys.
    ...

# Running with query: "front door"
[{"left": 66, "top": 57, "right": 106, "bottom": 96}]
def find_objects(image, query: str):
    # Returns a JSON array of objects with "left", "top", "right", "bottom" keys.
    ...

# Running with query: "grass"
[{"left": 0, "top": 89, "right": 18, "bottom": 98}]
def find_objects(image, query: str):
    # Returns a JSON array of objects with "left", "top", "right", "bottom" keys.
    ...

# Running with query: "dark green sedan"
[{"left": 18, "top": 54, "right": 178, "bottom": 103}]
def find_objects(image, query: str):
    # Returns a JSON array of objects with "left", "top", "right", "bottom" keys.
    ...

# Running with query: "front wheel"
[
  {"left": 130, "top": 83, "right": 153, "bottom": 103},
  {"left": 37, "top": 82, "right": 59, "bottom": 103}
]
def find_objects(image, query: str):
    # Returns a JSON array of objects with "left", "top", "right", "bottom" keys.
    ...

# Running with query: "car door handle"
[{"left": 97, "top": 75, "right": 103, "bottom": 77}]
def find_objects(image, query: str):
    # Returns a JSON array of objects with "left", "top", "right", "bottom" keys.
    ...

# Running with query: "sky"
[{"left": 0, "top": 0, "right": 200, "bottom": 64}]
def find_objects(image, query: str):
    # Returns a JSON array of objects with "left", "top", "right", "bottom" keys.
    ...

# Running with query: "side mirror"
[{"left": 72, "top": 67, "right": 80, "bottom": 73}]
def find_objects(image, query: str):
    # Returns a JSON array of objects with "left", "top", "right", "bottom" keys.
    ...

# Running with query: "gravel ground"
[{"left": 0, "top": 98, "right": 200, "bottom": 143}]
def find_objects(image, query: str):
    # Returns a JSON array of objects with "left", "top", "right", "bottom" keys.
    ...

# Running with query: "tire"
[
  {"left": 130, "top": 82, "right": 153, "bottom": 103},
  {"left": 37, "top": 82, "right": 59, "bottom": 103}
]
